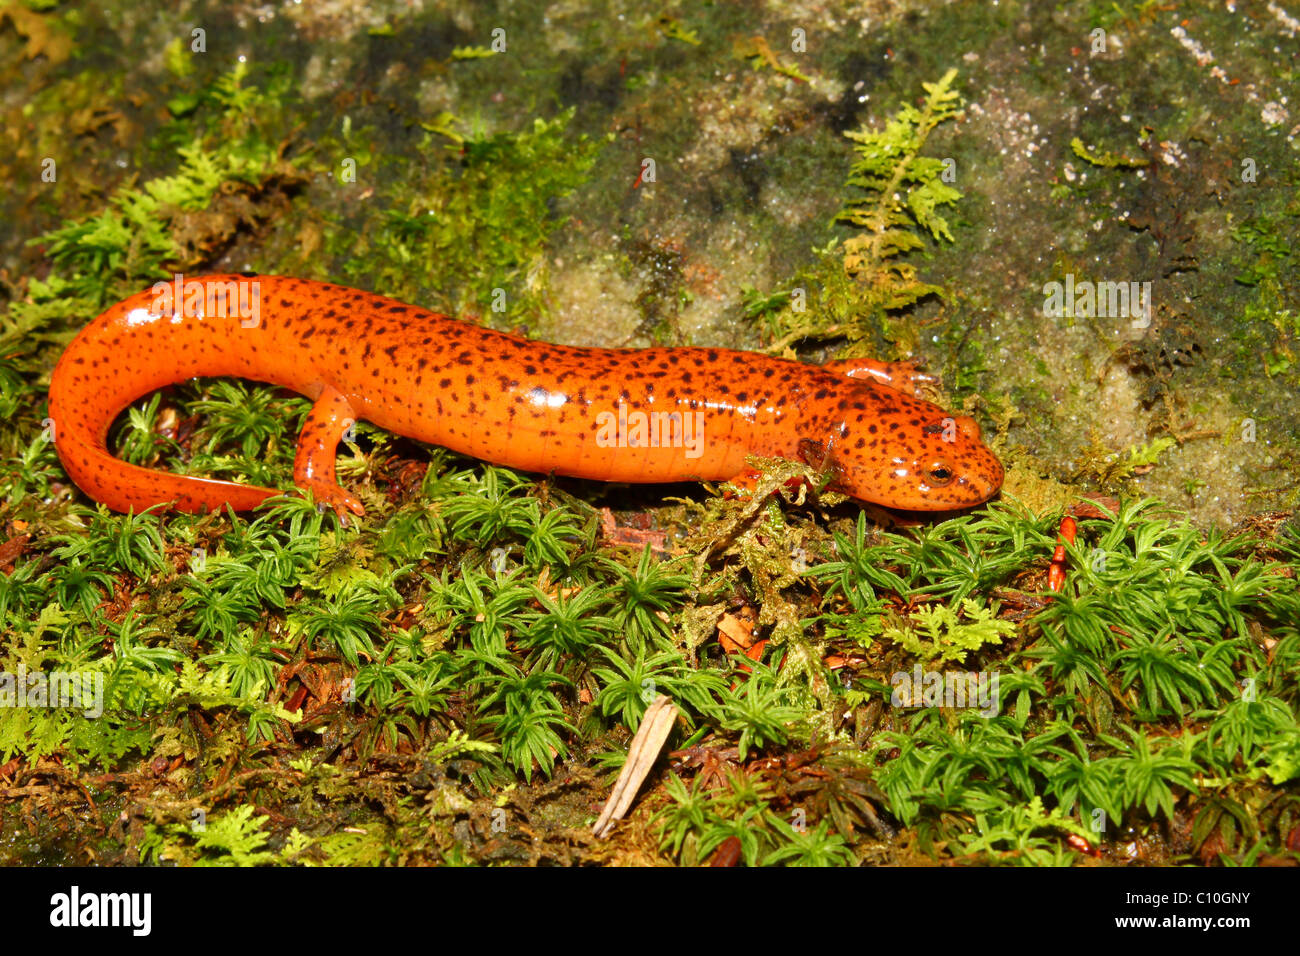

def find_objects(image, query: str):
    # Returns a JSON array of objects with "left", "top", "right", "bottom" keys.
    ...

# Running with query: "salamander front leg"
[
  {"left": 294, "top": 385, "right": 365, "bottom": 519},
  {"left": 821, "top": 358, "right": 937, "bottom": 397},
  {"left": 724, "top": 467, "right": 812, "bottom": 502},
  {"left": 724, "top": 467, "right": 766, "bottom": 499}
]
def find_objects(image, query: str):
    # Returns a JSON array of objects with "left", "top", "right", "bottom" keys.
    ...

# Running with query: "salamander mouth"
[
  {"left": 954, "top": 467, "right": 1003, "bottom": 506},
  {"left": 964, "top": 473, "right": 999, "bottom": 503},
  {"left": 894, "top": 462, "right": 1003, "bottom": 510}
]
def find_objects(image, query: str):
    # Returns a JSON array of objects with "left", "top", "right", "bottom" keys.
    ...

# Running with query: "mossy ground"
[{"left": 1, "top": 0, "right": 1298, "bottom": 866}]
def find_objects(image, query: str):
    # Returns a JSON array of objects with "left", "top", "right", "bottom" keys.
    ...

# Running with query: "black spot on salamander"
[{"left": 384, "top": 345, "right": 399, "bottom": 361}]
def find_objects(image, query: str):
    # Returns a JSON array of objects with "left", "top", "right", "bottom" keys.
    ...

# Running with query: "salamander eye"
[{"left": 925, "top": 459, "right": 954, "bottom": 487}]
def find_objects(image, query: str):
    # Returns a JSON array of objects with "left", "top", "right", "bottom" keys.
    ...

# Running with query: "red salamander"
[{"left": 48, "top": 274, "right": 1003, "bottom": 516}]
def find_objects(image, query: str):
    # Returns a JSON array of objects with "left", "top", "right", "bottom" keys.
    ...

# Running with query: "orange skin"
[{"left": 48, "top": 275, "right": 1003, "bottom": 517}]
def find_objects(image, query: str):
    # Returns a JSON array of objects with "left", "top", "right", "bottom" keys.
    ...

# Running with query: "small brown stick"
[{"left": 592, "top": 695, "right": 678, "bottom": 839}]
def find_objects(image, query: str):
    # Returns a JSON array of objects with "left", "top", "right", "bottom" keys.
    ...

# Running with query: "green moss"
[
  {"left": 754, "top": 72, "right": 964, "bottom": 359},
  {"left": 884, "top": 598, "right": 1015, "bottom": 665},
  {"left": 326, "top": 110, "right": 605, "bottom": 320}
]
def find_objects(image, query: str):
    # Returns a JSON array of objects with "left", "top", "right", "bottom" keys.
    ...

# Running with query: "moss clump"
[
  {"left": 753, "top": 71, "right": 965, "bottom": 360},
  {"left": 332, "top": 109, "right": 605, "bottom": 320}
]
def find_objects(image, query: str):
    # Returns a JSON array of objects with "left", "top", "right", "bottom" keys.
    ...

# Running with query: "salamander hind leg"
[{"left": 294, "top": 385, "right": 366, "bottom": 520}]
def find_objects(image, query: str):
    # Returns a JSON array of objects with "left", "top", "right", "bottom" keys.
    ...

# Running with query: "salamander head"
[{"left": 802, "top": 390, "right": 1004, "bottom": 511}]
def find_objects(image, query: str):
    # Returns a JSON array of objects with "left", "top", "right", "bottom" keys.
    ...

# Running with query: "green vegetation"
[
  {"left": 7, "top": 394, "right": 1300, "bottom": 864},
  {"left": 327, "top": 109, "right": 605, "bottom": 319},
  {"left": 883, "top": 598, "right": 1015, "bottom": 665},
  {"left": 755, "top": 70, "right": 964, "bottom": 359},
  {"left": 1070, "top": 135, "right": 1151, "bottom": 170},
  {"left": 1227, "top": 210, "right": 1300, "bottom": 392}
]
